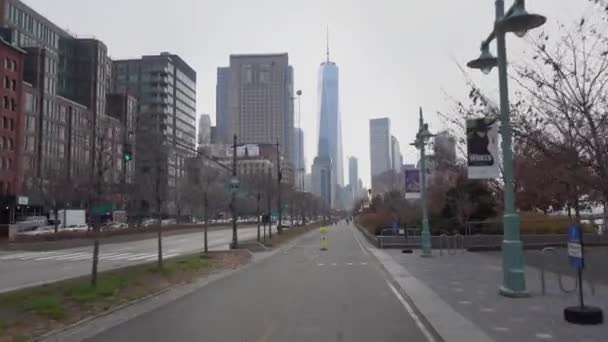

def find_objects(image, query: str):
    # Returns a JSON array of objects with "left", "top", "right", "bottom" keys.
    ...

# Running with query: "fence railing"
[{"left": 539, "top": 247, "right": 595, "bottom": 296}]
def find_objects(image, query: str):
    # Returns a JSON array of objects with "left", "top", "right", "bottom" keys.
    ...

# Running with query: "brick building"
[{"left": 0, "top": 37, "right": 23, "bottom": 196}]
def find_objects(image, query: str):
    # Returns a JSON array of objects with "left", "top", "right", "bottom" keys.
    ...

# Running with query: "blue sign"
[{"left": 567, "top": 224, "right": 584, "bottom": 270}]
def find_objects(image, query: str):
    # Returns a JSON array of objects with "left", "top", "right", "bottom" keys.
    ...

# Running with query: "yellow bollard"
[{"left": 320, "top": 226, "right": 329, "bottom": 250}]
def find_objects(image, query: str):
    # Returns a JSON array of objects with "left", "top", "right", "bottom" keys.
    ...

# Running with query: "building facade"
[
  {"left": 311, "top": 155, "right": 331, "bottom": 206},
  {"left": 369, "top": 118, "right": 392, "bottom": 178},
  {"left": 391, "top": 135, "right": 402, "bottom": 172},
  {"left": 348, "top": 156, "right": 358, "bottom": 201},
  {"left": 215, "top": 67, "right": 230, "bottom": 144},
  {"left": 113, "top": 53, "right": 197, "bottom": 215},
  {"left": 0, "top": 37, "right": 23, "bottom": 196},
  {"left": 316, "top": 52, "right": 343, "bottom": 197},
  {"left": 221, "top": 53, "right": 294, "bottom": 162},
  {"left": 198, "top": 113, "right": 211, "bottom": 147}
]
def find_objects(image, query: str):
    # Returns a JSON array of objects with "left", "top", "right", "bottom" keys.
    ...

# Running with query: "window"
[
  {"left": 6, "top": 158, "right": 11, "bottom": 170},
  {"left": 9, "top": 119, "right": 14, "bottom": 131},
  {"left": 12, "top": 60, "right": 16, "bottom": 71},
  {"left": 4, "top": 58, "right": 8, "bottom": 69},
  {"left": 10, "top": 98, "right": 16, "bottom": 111},
  {"left": 11, "top": 79, "right": 16, "bottom": 91},
  {"left": 9, "top": 138, "right": 13, "bottom": 151},
  {"left": 3, "top": 96, "right": 8, "bottom": 109},
  {"left": 3, "top": 117, "right": 7, "bottom": 129},
  {"left": 4, "top": 77, "right": 8, "bottom": 89}
]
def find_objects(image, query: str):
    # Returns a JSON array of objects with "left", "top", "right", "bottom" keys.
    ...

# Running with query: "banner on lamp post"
[
  {"left": 467, "top": 118, "right": 500, "bottom": 179},
  {"left": 404, "top": 169, "right": 421, "bottom": 199}
]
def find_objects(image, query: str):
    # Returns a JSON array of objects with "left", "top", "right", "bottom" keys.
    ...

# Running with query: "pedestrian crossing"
[
  {"left": 316, "top": 261, "right": 368, "bottom": 267},
  {"left": 0, "top": 250, "right": 179, "bottom": 262}
]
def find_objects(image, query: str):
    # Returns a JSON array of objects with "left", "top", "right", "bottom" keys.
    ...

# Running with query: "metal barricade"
[
  {"left": 439, "top": 233, "right": 465, "bottom": 256},
  {"left": 378, "top": 228, "right": 405, "bottom": 249},
  {"left": 540, "top": 247, "right": 595, "bottom": 296}
]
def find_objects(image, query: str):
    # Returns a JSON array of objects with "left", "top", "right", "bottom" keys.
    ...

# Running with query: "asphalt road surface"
[
  {"left": 0, "top": 225, "right": 257, "bottom": 293},
  {"left": 85, "top": 222, "right": 432, "bottom": 342}
]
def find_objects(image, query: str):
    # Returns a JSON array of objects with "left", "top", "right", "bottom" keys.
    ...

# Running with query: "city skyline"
[{"left": 21, "top": 0, "right": 587, "bottom": 188}]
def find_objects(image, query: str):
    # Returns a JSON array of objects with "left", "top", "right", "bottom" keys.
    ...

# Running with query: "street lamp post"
[
  {"left": 467, "top": 0, "right": 545, "bottom": 297},
  {"left": 412, "top": 107, "right": 434, "bottom": 257}
]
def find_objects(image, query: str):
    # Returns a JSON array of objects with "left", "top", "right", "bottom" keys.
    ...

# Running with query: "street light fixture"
[
  {"left": 412, "top": 108, "right": 434, "bottom": 258},
  {"left": 467, "top": 0, "right": 546, "bottom": 297},
  {"left": 466, "top": 44, "right": 498, "bottom": 75},
  {"left": 500, "top": 1, "right": 546, "bottom": 37}
]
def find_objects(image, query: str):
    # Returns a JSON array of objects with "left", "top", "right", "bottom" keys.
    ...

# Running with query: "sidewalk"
[{"left": 373, "top": 245, "right": 608, "bottom": 341}]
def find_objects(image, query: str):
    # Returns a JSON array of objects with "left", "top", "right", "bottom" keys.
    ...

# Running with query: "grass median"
[{"left": 0, "top": 251, "right": 250, "bottom": 342}]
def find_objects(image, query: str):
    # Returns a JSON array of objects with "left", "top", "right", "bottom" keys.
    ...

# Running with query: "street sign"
[
  {"left": 91, "top": 204, "right": 112, "bottom": 215},
  {"left": 567, "top": 224, "right": 584, "bottom": 270},
  {"left": 228, "top": 177, "right": 240, "bottom": 193}
]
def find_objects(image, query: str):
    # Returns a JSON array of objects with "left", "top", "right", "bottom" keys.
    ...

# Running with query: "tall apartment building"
[
  {"left": 348, "top": 156, "right": 358, "bottom": 199},
  {"left": 113, "top": 53, "right": 196, "bottom": 214},
  {"left": 219, "top": 53, "right": 294, "bottom": 162},
  {"left": 0, "top": 37, "right": 24, "bottom": 197},
  {"left": 0, "top": 0, "right": 132, "bottom": 207},
  {"left": 215, "top": 67, "right": 230, "bottom": 144},
  {"left": 369, "top": 118, "right": 392, "bottom": 178},
  {"left": 198, "top": 113, "right": 211, "bottom": 147}
]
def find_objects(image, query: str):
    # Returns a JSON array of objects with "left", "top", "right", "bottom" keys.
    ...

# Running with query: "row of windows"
[
  {"left": 6, "top": 3, "right": 60, "bottom": 49},
  {"left": 3, "top": 58, "right": 17, "bottom": 72},
  {"left": 3, "top": 77, "right": 17, "bottom": 91},
  {"left": 0, "top": 136, "right": 14, "bottom": 151},
  {"left": 2, "top": 96, "right": 17, "bottom": 112},
  {"left": 0, "top": 158, "right": 13, "bottom": 170}
]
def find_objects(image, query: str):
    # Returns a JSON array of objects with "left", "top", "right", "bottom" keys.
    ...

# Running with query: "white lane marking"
[
  {"left": 103, "top": 253, "right": 138, "bottom": 261},
  {"left": 63, "top": 254, "right": 93, "bottom": 261},
  {"left": 351, "top": 226, "right": 370, "bottom": 256},
  {"left": 53, "top": 253, "right": 90, "bottom": 260},
  {"left": 331, "top": 262, "right": 337, "bottom": 266},
  {"left": 99, "top": 253, "right": 133, "bottom": 260},
  {"left": 346, "top": 262, "right": 353, "bottom": 266},
  {"left": 0, "top": 252, "right": 42, "bottom": 260},
  {"left": 386, "top": 280, "right": 436, "bottom": 342},
  {"left": 535, "top": 333, "right": 553, "bottom": 340},
  {"left": 492, "top": 327, "right": 509, "bottom": 332},
  {"left": 35, "top": 252, "right": 79, "bottom": 261},
  {"left": 480, "top": 307, "right": 495, "bottom": 313},
  {"left": 360, "top": 262, "right": 368, "bottom": 265},
  {"left": 125, "top": 253, "right": 157, "bottom": 261},
  {"left": 317, "top": 263, "right": 325, "bottom": 266},
  {"left": 15, "top": 252, "right": 57, "bottom": 260},
  {"left": 458, "top": 300, "right": 472, "bottom": 305}
]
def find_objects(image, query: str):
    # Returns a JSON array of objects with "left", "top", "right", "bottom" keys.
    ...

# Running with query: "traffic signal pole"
[{"left": 231, "top": 134, "right": 238, "bottom": 249}]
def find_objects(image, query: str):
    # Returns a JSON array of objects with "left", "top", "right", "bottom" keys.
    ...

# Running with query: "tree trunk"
[
  {"left": 53, "top": 203, "right": 59, "bottom": 235},
  {"left": 203, "top": 191, "right": 208, "bottom": 254},
  {"left": 91, "top": 224, "right": 100, "bottom": 286},
  {"left": 157, "top": 204, "right": 163, "bottom": 269},
  {"left": 256, "top": 194, "right": 260, "bottom": 242}
]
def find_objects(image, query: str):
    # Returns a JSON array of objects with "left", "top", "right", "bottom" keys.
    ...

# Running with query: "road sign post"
[
  {"left": 564, "top": 224, "right": 603, "bottom": 325},
  {"left": 320, "top": 226, "right": 328, "bottom": 251}
]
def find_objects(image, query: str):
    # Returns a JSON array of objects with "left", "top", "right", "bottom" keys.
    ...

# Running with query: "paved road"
[
  {"left": 85, "top": 222, "right": 432, "bottom": 342},
  {"left": 0, "top": 225, "right": 258, "bottom": 293}
]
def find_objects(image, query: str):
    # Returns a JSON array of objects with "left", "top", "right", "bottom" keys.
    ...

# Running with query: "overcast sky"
[{"left": 25, "top": 0, "right": 589, "bottom": 187}]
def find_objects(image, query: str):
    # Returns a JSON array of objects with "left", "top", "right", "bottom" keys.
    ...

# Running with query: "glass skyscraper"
[{"left": 316, "top": 51, "right": 343, "bottom": 205}]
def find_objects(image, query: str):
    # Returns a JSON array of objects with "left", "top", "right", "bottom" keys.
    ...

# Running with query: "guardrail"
[
  {"left": 539, "top": 247, "right": 595, "bottom": 296},
  {"left": 439, "top": 233, "right": 465, "bottom": 256},
  {"left": 379, "top": 228, "right": 406, "bottom": 249}
]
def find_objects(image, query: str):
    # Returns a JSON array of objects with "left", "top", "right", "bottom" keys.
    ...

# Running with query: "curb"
[{"left": 351, "top": 226, "right": 494, "bottom": 342}]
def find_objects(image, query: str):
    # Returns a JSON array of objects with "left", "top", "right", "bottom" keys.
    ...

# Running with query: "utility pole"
[
  {"left": 231, "top": 134, "right": 238, "bottom": 249},
  {"left": 276, "top": 140, "right": 283, "bottom": 234},
  {"left": 256, "top": 193, "right": 261, "bottom": 242},
  {"left": 267, "top": 167, "right": 272, "bottom": 239}
]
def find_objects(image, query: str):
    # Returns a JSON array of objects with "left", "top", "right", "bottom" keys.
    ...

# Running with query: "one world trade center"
[{"left": 314, "top": 35, "right": 343, "bottom": 206}]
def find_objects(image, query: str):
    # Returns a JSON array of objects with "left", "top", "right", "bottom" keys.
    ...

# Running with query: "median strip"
[{"left": 0, "top": 251, "right": 251, "bottom": 342}]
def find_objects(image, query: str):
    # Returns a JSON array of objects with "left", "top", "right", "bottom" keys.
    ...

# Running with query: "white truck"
[{"left": 50, "top": 209, "right": 87, "bottom": 230}]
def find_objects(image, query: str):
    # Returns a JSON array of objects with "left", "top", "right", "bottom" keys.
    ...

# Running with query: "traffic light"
[{"left": 124, "top": 144, "right": 133, "bottom": 162}]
